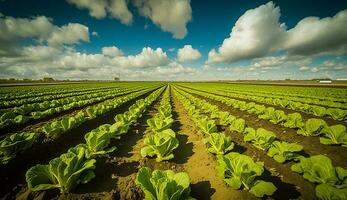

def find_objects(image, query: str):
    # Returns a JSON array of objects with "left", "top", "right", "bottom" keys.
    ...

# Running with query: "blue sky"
[{"left": 0, "top": 0, "right": 347, "bottom": 80}]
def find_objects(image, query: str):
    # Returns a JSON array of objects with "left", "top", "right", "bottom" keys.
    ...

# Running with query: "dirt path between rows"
[{"left": 171, "top": 88, "right": 255, "bottom": 200}]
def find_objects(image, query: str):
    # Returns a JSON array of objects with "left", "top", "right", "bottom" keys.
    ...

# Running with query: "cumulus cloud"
[
  {"left": 67, "top": 0, "right": 132, "bottom": 25},
  {"left": 108, "top": 0, "right": 133, "bottom": 25},
  {"left": 67, "top": 0, "right": 108, "bottom": 19},
  {"left": 207, "top": 1, "right": 347, "bottom": 64},
  {"left": 0, "top": 15, "right": 90, "bottom": 56},
  {"left": 47, "top": 23, "right": 89, "bottom": 46},
  {"left": 133, "top": 0, "right": 192, "bottom": 39},
  {"left": 177, "top": 45, "right": 201, "bottom": 62},
  {"left": 102, "top": 46, "right": 123, "bottom": 57},
  {"left": 284, "top": 10, "right": 347, "bottom": 55},
  {"left": 207, "top": 2, "right": 285, "bottom": 63}
]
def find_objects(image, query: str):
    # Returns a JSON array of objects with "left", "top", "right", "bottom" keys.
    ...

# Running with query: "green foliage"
[
  {"left": 135, "top": 167, "right": 195, "bottom": 200},
  {"left": 283, "top": 113, "right": 304, "bottom": 129},
  {"left": 217, "top": 152, "right": 277, "bottom": 197},
  {"left": 141, "top": 129, "right": 179, "bottom": 162},
  {"left": 229, "top": 118, "right": 246, "bottom": 133},
  {"left": 197, "top": 118, "right": 217, "bottom": 135},
  {"left": 244, "top": 128, "right": 276, "bottom": 150},
  {"left": 291, "top": 155, "right": 347, "bottom": 199},
  {"left": 0, "top": 132, "right": 36, "bottom": 164},
  {"left": 269, "top": 110, "right": 287, "bottom": 125},
  {"left": 320, "top": 125, "right": 347, "bottom": 146},
  {"left": 82, "top": 124, "right": 117, "bottom": 158},
  {"left": 297, "top": 118, "right": 327, "bottom": 136},
  {"left": 211, "top": 111, "right": 236, "bottom": 126},
  {"left": 147, "top": 116, "right": 174, "bottom": 133},
  {"left": 26, "top": 146, "right": 96, "bottom": 193},
  {"left": 267, "top": 141, "right": 303, "bottom": 163},
  {"left": 327, "top": 108, "right": 347, "bottom": 121},
  {"left": 203, "top": 132, "right": 234, "bottom": 155}
]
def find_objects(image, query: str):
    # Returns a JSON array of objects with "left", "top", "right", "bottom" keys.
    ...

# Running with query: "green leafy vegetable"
[
  {"left": 0, "top": 132, "right": 36, "bottom": 164},
  {"left": 320, "top": 125, "right": 347, "bottom": 146},
  {"left": 229, "top": 118, "right": 246, "bottom": 133},
  {"left": 203, "top": 132, "right": 234, "bottom": 155},
  {"left": 26, "top": 145, "right": 96, "bottom": 193},
  {"left": 267, "top": 141, "right": 303, "bottom": 163},
  {"left": 135, "top": 167, "right": 195, "bottom": 200},
  {"left": 217, "top": 152, "right": 277, "bottom": 197},
  {"left": 297, "top": 118, "right": 327, "bottom": 136},
  {"left": 147, "top": 116, "right": 174, "bottom": 133},
  {"left": 244, "top": 128, "right": 276, "bottom": 150},
  {"left": 141, "top": 129, "right": 179, "bottom": 162},
  {"left": 283, "top": 113, "right": 304, "bottom": 129}
]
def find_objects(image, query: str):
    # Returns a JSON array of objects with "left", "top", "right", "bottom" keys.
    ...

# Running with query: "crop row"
[
  {"left": 182, "top": 84, "right": 347, "bottom": 121},
  {"left": 0, "top": 86, "right": 159, "bottom": 164},
  {"left": 0, "top": 86, "right": 148, "bottom": 130},
  {"left": 219, "top": 83, "right": 347, "bottom": 102},
  {"left": 174, "top": 86, "right": 347, "bottom": 199},
  {"left": 24, "top": 86, "right": 164, "bottom": 194},
  {"left": 0, "top": 85, "right": 126, "bottom": 108},
  {"left": 178, "top": 85, "right": 347, "bottom": 147}
]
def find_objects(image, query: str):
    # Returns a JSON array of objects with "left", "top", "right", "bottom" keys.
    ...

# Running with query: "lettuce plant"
[
  {"left": 320, "top": 125, "right": 347, "bottom": 146},
  {"left": 315, "top": 183, "right": 347, "bottom": 200},
  {"left": 283, "top": 113, "right": 304, "bottom": 129},
  {"left": 267, "top": 141, "right": 303, "bottom": 163},
  {"left": 297, "top": 118, "right": 327, "bottom": 136},
  {"left": 203, "top": 132, "right": 234, "bottom": 155},
  {"left": 197, "top": 118, "right": 217, "bottom": 135},
  {"left": 269, "top": 110, "right": 287, "bottom": 125},
  {"left": 311, "top": 106, "right": 327, "bottom": 117},
  {"left": 0, "top": 132, "right": 36, "bottom": 164},
  {"left": 135, "top": 167, "right": 195, "bottom": 200},
  {"left": 82, "top": 124, "right": 117, "bottom": 158},
  {"left": 211, "top": 111, "right": 236, "bottom": 126},
  {"left": 259, "top": 107, "right": 275, "bottom": 120},
  {"left": 244, "top": 128, "right": 276, "bottom": 150},
  {"left": 217, "top": 152, "right": 277, "bottom": 197},
  {"left": 141, "top": 129, "right": 179, "bottom": 162},
  {"left": 229, "top": 118, "right": 246, "bottom": 133},
  {"left": 26, "top": 146, "right": 96, "bottom": 193},
  {"left": 147, "top": 116, "right": 174, "bottom": 132},
  {"left": 327, "top": 108, "right": 347, "bottom": 121}
]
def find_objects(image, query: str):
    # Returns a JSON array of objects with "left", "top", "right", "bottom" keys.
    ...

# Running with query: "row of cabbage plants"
[
  {"left": 0, "top": 86, "right": 146, "bottom": 130},
  {"left": 176, "top": 87, "right": 347, "bottom": 200},
  {"left": 0, "top": 86, "right": 159, "bottom": 164},
  {"left": 24, "top": 86, "right": 165, "bottom": 194},
  {"left": 178, "top": 86, "right": 347, "bottom": 147}
]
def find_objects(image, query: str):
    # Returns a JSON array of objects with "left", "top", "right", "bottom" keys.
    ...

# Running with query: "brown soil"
[
  {"left": 187, "top": 89, "right": 347, "bottom": 169},
  {"left": 171, "top": 88, "right": 256, "bottom": 200},
  {"left": 0, "top": 90, "right": 154, "bottom": 199}
]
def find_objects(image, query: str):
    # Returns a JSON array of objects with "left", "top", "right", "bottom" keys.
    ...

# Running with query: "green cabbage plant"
[
  {"left": 203, "top": 132, "right": 234, "bottom": 155},
  {"left": 267, "top": 141, "right": 303, "bottom": 163},
  {"left": 26, "top": 145, "right": 96, "bottom": 193},
  {"left": 217, "top": 152, "right": 277, "bottom": 197},
  {"left": 141, "top": 129, "right": 179, "bottom": 162},
  {"left": 244, "top": 128, "right": 276, "bottom": 150},
  {"left": 135, "top": 167, "right": 195, "bottom": 200}
]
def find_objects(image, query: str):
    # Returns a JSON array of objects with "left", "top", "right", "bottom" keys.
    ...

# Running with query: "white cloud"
[
  {"left": 284, "top": 10, "right": 347, "bottom": 55},
  {"left": 0, "top": 15, "right": 90, "bottom": 56},
  {"left": 108, "top": 0, "right": 133, "bottom": 25},
  {"left": 299, "top": 66, "right": 309, "bottom": 71},
  {"left": 47, "top": 23, "right": 89, "bottom": 46},
  {"left": 111, "top": 47, "right": 170, "bottom": 68},
  {"left": 207, "top": 2, "right": 285, "bottom": 63},
  {"left": 102, "top": 46, "right": 124, "bottom": 57},
  {"left": 177, "top": 45, "right": 201, "bottom": 62},
  {"left": 207, "top": 2, "right": 347, "bottom": 64},
  {"left": 92, "top": 31, "right": 98, "bottom": 36},
  {"left": 67, "top": 0, "right": 132, "bottom": 25},
  {"left": 133, "top": 0, "right": 192, "bottom": 39},
  {"left": 67, "top": 0, "right": 107, "bottom": 19}
]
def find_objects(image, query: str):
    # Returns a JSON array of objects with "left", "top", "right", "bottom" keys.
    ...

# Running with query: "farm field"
[{"left": 1, "top": 82, "right": 347, "bottom": 200}]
